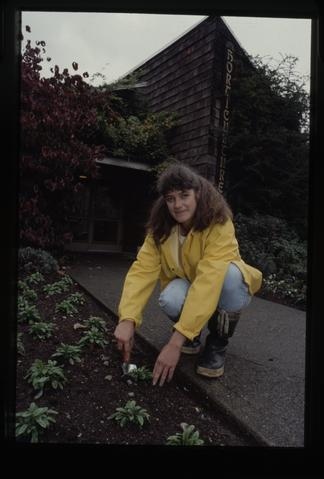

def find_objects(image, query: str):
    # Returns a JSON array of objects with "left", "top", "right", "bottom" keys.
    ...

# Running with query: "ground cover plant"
[
  {"left": 234, "top": 213, "right": 307, "bottom": 311},
  {"left": 15, "top": 249, "right": 257, "bottom": 446}
]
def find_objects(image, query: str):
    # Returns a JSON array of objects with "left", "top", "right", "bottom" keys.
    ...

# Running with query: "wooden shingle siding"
[
  {"left": 149, "top": 79, "right": 213, "bottom": 113},
  {"left": 175, "top": 146, "right": 210, "bottom": 163},
  {"left": 131, "top": 16, "right": 252, "bottom": 177},
  {"left": 170, "top": 127, "right": 210, "bottom": 146},
  {"left": 141, "top": 43, "right": 215, "bottom": 87},
  {"left": 131, "top": 18, "right": 225, "bottom": 166},
  {"left": 144, "top": 62, "right": 214, "bottom": 105},
  {"left": 170, "top": 135, "right": 210, "bottom": 154},
  {"left": 143, "top": 63, "right": 215, "bottom": 109},
  {"left": 168, "top": 116, "right": 211, "bottom": 145},
  {"left": 138, "top": 26, "right": 217, "bottom": 77},
  {"left": 149, "top": 87, "right": 213, "bottom": 115},
  {"left": 172, "top": 111, "right": 211, "bottom": 132},
  {"left": 175, "top": 98, "right": 211, "bottom": 120}
]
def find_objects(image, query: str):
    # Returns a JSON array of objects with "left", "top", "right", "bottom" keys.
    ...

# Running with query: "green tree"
[{"left": 226, "top": 54, "right": 309, "bottom": 238}]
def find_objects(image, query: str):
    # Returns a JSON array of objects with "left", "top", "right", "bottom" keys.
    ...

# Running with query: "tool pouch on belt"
[{"left": 215, "top": 309, "right": 241, "bottom": 338}]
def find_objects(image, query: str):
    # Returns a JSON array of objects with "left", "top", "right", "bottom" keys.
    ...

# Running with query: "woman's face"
[{"left": 164, "top": 189, "right": 198, "bottom": 230}]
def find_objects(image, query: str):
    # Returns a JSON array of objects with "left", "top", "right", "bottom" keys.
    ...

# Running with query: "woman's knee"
[
  {"left": 158, "top": 278, "right": 190, "bottom": 318},
  {"left": 218, "top": 263, "right": 251, "bottom": 312}
]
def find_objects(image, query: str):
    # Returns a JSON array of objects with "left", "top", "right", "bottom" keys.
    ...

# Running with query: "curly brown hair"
[{"left": 146, "top": 164, "right": 232, "bottom": 244}]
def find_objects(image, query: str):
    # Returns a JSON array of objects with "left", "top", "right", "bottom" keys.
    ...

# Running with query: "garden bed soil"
[{"left": 16, "top": 269, "right": 258, "bottom": 446}]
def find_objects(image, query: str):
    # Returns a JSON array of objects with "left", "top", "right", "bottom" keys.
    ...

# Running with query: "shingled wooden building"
[
  {"left": 67, "top": 16, "right": 253, "bottom": 254},
  {"left": 129, "top": 15, "right": 253, "bottom": 191}
]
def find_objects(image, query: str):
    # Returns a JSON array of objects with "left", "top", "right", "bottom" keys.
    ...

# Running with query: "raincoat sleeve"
[
  {"left": 118, "top": 234, "right": 161, "bottom": 328},
  {"left": 173, "top": 219, "right": 240, "bottom": 340}
]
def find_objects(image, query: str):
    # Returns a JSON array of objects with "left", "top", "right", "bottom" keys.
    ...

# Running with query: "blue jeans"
[{"left": 158, "top": 263, "right": 251, "bottom": 320}]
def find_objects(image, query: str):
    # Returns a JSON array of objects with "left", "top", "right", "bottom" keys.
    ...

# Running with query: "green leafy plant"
[
  {"left": 234, "top": 212, "right": 307, "bottom": 308},
  {"left": 128, "top": 366, "right": 153, "bottom": 382},
  {"left": 166, "top": 423, "right": 205, "bottom": 445},
  {"left": 18, "top": 280, "right": 38, "bottom": 302},
  {"left": 43, "top": 276, "right": 73, "bottom": 296},
  {"left": 43, "top": 282, "right": 63, "bottom": 296},
  {"left": 28, "top": 321, "right": 54, "bottom": 340},
  {"left": 262, "top": 273, "right": 306, "bottom": 305},
  {"left": 17, "top": 297, "right": 41, "bottom": 323},
  {"left": 18, "top": 247, "right": 59, "bottom": 274},
  {"left": 24, "top": 359, "right": 67, "bottom": 398},
  {"left": 227, "top": 54, "right": 309, "bottom": 238},
  {"left": 25, "top": 271, "right": 45, "bottom": 285},
  {"left": 55, "top": 298, "right": 78, "bottom": 316},
  {"left": 67, "top": 291, "right": 85, "bottom": 305},
  {"left": 16, "top": 402, "right": 58, "bottom": 443},
  {"left": 78, "top": 326, "right": 107, "bottom": 349},
  {"left": 17, "top": 332, "right": 25, "bottom": 356},
  {"left": 103, "top": 111, "right": 178, "bottom": 164},
  {"left": 108, "top": 400, "right": 150, "bottom": 428},
  {"left": 83, "top": 316, "right": 107, "bottom": 331},
  {"left": 51, "top": 343, "right": 83, "bottom": 365}
]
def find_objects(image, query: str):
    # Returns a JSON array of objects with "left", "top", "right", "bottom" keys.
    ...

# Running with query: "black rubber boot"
[
  {"left": 196, "top": 309, "right": 240, "bottom": 378},
  {"left": 181, "top": 334, "right": 201, "bottom": 355},
  {"left": 196, "top": 335, "right": 227, "bottom": 377}
]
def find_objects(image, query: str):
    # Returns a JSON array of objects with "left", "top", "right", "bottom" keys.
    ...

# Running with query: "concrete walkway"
[{"left": 67, "top": 253, "right": 306, "bottom": 447}]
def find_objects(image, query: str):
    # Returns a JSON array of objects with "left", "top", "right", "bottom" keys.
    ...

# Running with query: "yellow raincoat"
[{"left": 118, "top": 218, "right": 262, "bottom": 340}]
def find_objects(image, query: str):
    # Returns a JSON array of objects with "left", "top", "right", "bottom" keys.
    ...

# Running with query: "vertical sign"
[{"left": 217, "top": 41, "right": 234, "bottom": 193}]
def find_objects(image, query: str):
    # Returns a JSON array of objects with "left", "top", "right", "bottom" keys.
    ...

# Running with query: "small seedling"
[
  {"left": 18, "top": 280, "right": 38, "bottom": 302},
  {"left": 166, "top": 423, "right": 204, "bottom": 445},
  {"left": 78, "top": 326, "right": 107, "bottom": 349},
  {"left": 16, "top": 402, "right": 58, "bottom": 443},
  {"left": 83, "top": 316, "right": 107, "bottom": 331},
  {"left": 29, "top": 321, "right": 54, "bottom": 340},
  {"left": 17, "top": 297, "right": 41, "bottom": 323},
  {"left": 68, "top": 292, "right": 86, "bottom": 305},
  {"left": 55, "top": 299, "right": 78, "bottom": 316},
  {"left": 127, "top": 365, "right": 153, "bottom": 382},
  {"left": 43, "top": 276, "right": 73, "bottom": 296},
  {"left": 17, "top": 332, "right": 25, "bottom": 355},
  {"left": 52, "top": 343, "right": 83, "bottom": 365},
  {"left": 24, "top": 359, "right": 67, "bottom": 398},
  {"left": 25, "top": 272, "right": 45, "bottom": 285},
  {"left": 108, "top": 400, "right": 150, "bottom": 428}
]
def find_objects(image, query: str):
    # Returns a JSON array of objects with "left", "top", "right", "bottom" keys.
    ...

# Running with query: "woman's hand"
[
  {"left": 152, "top": 331, "right": 186, "bottom": 386},
  {"left": 113, "top": 319, "right": 135, "bottom": 362}
]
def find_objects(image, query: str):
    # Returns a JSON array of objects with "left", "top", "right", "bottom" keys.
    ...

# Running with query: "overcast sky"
[{"left": 21, "top": 12, "right": 311, "bottom": 89}]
